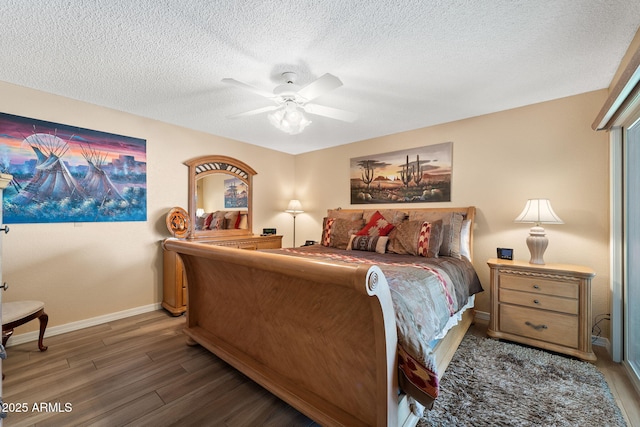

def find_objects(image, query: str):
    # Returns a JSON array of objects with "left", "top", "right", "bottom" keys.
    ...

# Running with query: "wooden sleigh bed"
[{"left": 163, "top": 206, "right": 481, "bottom": 426}]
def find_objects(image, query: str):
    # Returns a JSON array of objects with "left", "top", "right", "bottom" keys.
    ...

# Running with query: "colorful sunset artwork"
[
  {"left": 0, "top": 112, "right": 147, "bottom": 223},
  {"left": 350, "top": 142, "right": 452, "bottom": 204}
]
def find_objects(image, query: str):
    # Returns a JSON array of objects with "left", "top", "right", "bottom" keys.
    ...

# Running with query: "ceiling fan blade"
[
  {"left": 221, "top": 78, "right": 275, "bottom": 99},
  {"left": 303, "top": 104, "right": 358, "bottom": 122},
  {"left": 227, "top": 105, "right": 278, "bottom": 119},
  {"left": 296, "top": 73, "right": 343, "bottom": 102}
]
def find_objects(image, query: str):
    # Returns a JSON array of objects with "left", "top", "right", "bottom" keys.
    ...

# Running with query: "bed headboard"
[{"left": 326, "top": 206, "right": 476, "bottom": 261}]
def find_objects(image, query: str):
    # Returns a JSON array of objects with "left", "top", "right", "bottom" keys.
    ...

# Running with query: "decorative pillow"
[
  {"left": 430, "top": 220, "right": 444, "bottom": 256},
  {"left": 321, "top": 217, "right": 364, "bottom": 249},
  {"left": 224, "top": 211, "right": 239, "bottom": 229},
  {"left": 416, "top": 222, "right": 432, "bottom": 257},
  {"left": 204, "top": 213, "right": 214, "bottom": 229},
  {"left": 321, "top": 218, "right": 335, "bottom": 247},
  {"left": 347, "top": 235, "right": 389, "bottom": 254},
  {"left": 440, "top": 213, "right": 463, "bottom": 258},
  {"left": 357, "top": 210, "right": 395, "bottom": 237},
  {"left": 327, "top": 209, "right": 364, "bottom": 221},
  {"left": 387, "top": 220, "right": 443, "bottom": 257},
  {"left": 363, "top": 209, "right": 407, "bottom": 226},
  {"left": 459, "top": 219, "right": 472, "bottom": 260},
  {"left": 209, "top": 216, "right": 223, "bottom": 230},
  {"left": 207, "top": 211, "right": 226, "bottom": 230},
  {"left": 195, "top": 215, "right": 206, "bottom": 230},
  {"left": 236, "top": 212, "right": 248, "bottom": 229},
  {"left": 408, "top": 211, "right": 464, "bottom": 258}
]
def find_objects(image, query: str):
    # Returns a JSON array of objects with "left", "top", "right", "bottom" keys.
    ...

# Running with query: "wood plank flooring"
[
  {"left": 593, "top": 343, "right": 640, "bottom": 427},
  {"left": 2, "top": 311, "right": 639, "bottom": 426},
  {"left": 2, "top": 310, "right": 317, "bottom": 427}
]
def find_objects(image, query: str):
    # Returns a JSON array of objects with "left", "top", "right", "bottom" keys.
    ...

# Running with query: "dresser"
[
  {"left": 487, "top": 258, "right": 596, "bottom": 361},
  {"left": 162, "top": 234, "right": 282, "bottom": 316}
]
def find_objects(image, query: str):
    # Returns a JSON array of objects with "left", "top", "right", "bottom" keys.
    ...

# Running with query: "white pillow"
[{"left": 459, "top": 219, "right": 472, "bottom": 261}]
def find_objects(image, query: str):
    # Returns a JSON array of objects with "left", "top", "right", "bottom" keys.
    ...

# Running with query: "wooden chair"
[{"left": 2, "top": 300, "right": 48, "bottom": 352}]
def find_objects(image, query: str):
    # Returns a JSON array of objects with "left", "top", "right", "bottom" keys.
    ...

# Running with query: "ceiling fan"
[{"left": 222, "top": 72, "right": 357, "bottom": 134}]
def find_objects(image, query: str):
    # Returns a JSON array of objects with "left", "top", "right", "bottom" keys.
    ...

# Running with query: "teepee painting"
[{"left": 0, "top": 112, "right": 146, "bottom": 223}]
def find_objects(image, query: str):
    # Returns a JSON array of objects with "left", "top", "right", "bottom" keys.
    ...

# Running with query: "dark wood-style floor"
[
  {"left": 2, "top": 310, "right": 318, "bottom": 427},
  {"left": 2, "top": 310, "right": 639, "bottom": 426}
]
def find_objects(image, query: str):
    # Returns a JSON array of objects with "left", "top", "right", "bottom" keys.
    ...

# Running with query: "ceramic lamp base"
[{"left": 526, "top": 226, "right": 548, "bottom": 265}]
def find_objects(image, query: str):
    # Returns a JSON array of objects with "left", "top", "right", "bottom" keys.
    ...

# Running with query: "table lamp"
[{"left": 514, "top": 198, "right": 564, "bottom": 265}]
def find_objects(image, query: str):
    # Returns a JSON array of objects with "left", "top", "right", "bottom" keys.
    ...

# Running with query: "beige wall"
[
  {"left": 1, "top": 81, "right": 612, "bottom": 341},
  {"left": 0, "top": 81, "right": 295, "bottom": 333},
  {"left": 294, "top": 90, "right": 611, "bottom": 332}
]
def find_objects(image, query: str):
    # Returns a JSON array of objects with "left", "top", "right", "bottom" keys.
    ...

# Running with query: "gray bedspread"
[{"left": 270, "top": 245, "right": 483, "bottom": 408}]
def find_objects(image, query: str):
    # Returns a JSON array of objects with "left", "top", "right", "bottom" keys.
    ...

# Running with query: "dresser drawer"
[
  {"left": 500, "top": 304, "right": 578, "bottom": 348},
  {"left": 238, "top": 244, "right": 258, "bottom": 250},
  {"left": 256, "top": 240, "right": 283, "bottom": 249},
  {"left": 499, "top": 274, "right": 578, "bottom": 298},
  {"left": 499, "top": 288, "right": 578, "bottom": 314}
]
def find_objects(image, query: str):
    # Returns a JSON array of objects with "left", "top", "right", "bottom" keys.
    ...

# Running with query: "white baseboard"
[
  {"left": 591, "top": 335, "right": 610, "bottom": 350},
  {"left": 7, "top": 304, "right": 613, "bottom": 353},
  {"left": 5, "top": 303, "right": 162, "bottom": 347},
  {"left": 474, "top": 310, "right": 490, "bottom": 321}
]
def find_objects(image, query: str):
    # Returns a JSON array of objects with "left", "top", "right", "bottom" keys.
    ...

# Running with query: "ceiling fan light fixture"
[
  {"left": 224, "top": 72, "right": 355, "bottom": 130},
  {"left": 268, "top": 101, "right": 311, "bottom": 135}
]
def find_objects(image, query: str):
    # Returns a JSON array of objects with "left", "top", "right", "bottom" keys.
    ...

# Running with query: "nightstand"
[{"left": 487, "top": 258, "right": 596, "bottom": 361}]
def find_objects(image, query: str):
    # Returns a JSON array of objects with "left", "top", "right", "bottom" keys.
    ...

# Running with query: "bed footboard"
[{"left": 163, "top": 239, "right": 399, "bottom": 426}]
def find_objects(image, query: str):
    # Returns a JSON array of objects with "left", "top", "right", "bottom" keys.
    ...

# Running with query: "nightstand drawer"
[
  {"left": 500, "top": 304, "right": 578, "bottom": 348},
  {"left": 499, "top": 275, "right": 578, "bottom": 298},
  {"left": 499, "top": 288, "right": 578, "bottom": 314}
]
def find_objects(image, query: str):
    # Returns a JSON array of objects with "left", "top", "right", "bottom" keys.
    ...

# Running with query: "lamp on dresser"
[
  {"left": 285, "top": 199, "right": 304, "bottom": 247},
  {"left": 514, "top": 198, "right": 564, "bottom": 265}
]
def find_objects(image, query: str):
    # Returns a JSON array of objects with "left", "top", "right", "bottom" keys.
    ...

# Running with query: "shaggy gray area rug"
[{"left": 420, "top": 334, "right": 627, "bottom": 427}]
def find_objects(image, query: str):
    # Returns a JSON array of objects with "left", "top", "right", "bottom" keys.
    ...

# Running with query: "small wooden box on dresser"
[
  {"left": 487, "top": 258, "right": 597, "bottom": 361},
  {"left": 162, "top": 234, "right": 283, "bottom": 316}
]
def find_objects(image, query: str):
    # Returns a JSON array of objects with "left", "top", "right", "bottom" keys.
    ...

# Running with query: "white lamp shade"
[
  {"left": 285, "top": 199, "right": 304, "bottom": 214},
  {"left": 514, "top": 199, "right": 564, "bottom": 225}
]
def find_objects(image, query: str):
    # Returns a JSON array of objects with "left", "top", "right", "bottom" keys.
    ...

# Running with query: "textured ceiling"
[{"left": 0, "top": 1, "right": 638, "bottom": 155}]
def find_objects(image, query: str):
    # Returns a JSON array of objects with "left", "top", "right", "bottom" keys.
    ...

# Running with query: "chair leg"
[
  {"left": 37, "top": 312, "right": 48, "bottom": 352},
  {"left": 2, "top": 329, "right": 12, "bottom": 379},
  {"left": 2, "top": 329, "right": 13, "bottom": 348}
]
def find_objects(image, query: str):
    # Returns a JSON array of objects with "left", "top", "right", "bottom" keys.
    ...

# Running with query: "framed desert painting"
[
  {"left": 350, "top": 142, "right": 452, "bottom": 204},
  {"left": 0, "top": 112, "right": 147, "bottom": 223}
]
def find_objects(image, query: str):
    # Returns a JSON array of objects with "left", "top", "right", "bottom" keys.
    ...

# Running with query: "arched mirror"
[{"left": 185, "top": 155, "right": 256, "bottom": 240}]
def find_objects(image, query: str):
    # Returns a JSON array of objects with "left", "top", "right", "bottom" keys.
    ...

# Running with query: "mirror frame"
[{"left": 185, "top": 155, "right": 256, "bottom": 240}]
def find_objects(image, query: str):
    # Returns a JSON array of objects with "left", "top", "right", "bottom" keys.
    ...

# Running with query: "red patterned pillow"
[
  {"left": 387, "top": 220, "right": 442, "bottom": 258},
  {"left": 204, "top": 213, "right": 214, "bottom": 229},
  {"left": 321, "top": 218, "right": 335, "bottom": 246},
  {"left": 417, "top": 222, "right": 432, "bottom": 257},
  {"left": 356, "top": 210, "right": 395, "bottom": 237}
]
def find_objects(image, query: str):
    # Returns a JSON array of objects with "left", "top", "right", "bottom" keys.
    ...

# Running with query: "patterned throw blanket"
[{"left": 276, "top": 246, "right": 483, "bottom": 408}]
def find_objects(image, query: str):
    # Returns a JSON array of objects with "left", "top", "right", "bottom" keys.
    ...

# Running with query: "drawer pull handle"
[
  {"left": 525, "top": 321, "right": 548, "bottom": 331},
  {"left": 533, "top": 284, "right": 540, "bottom": 289},
  {"left": 533, "top": 299, "right": 540, "bottom": 304}
]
